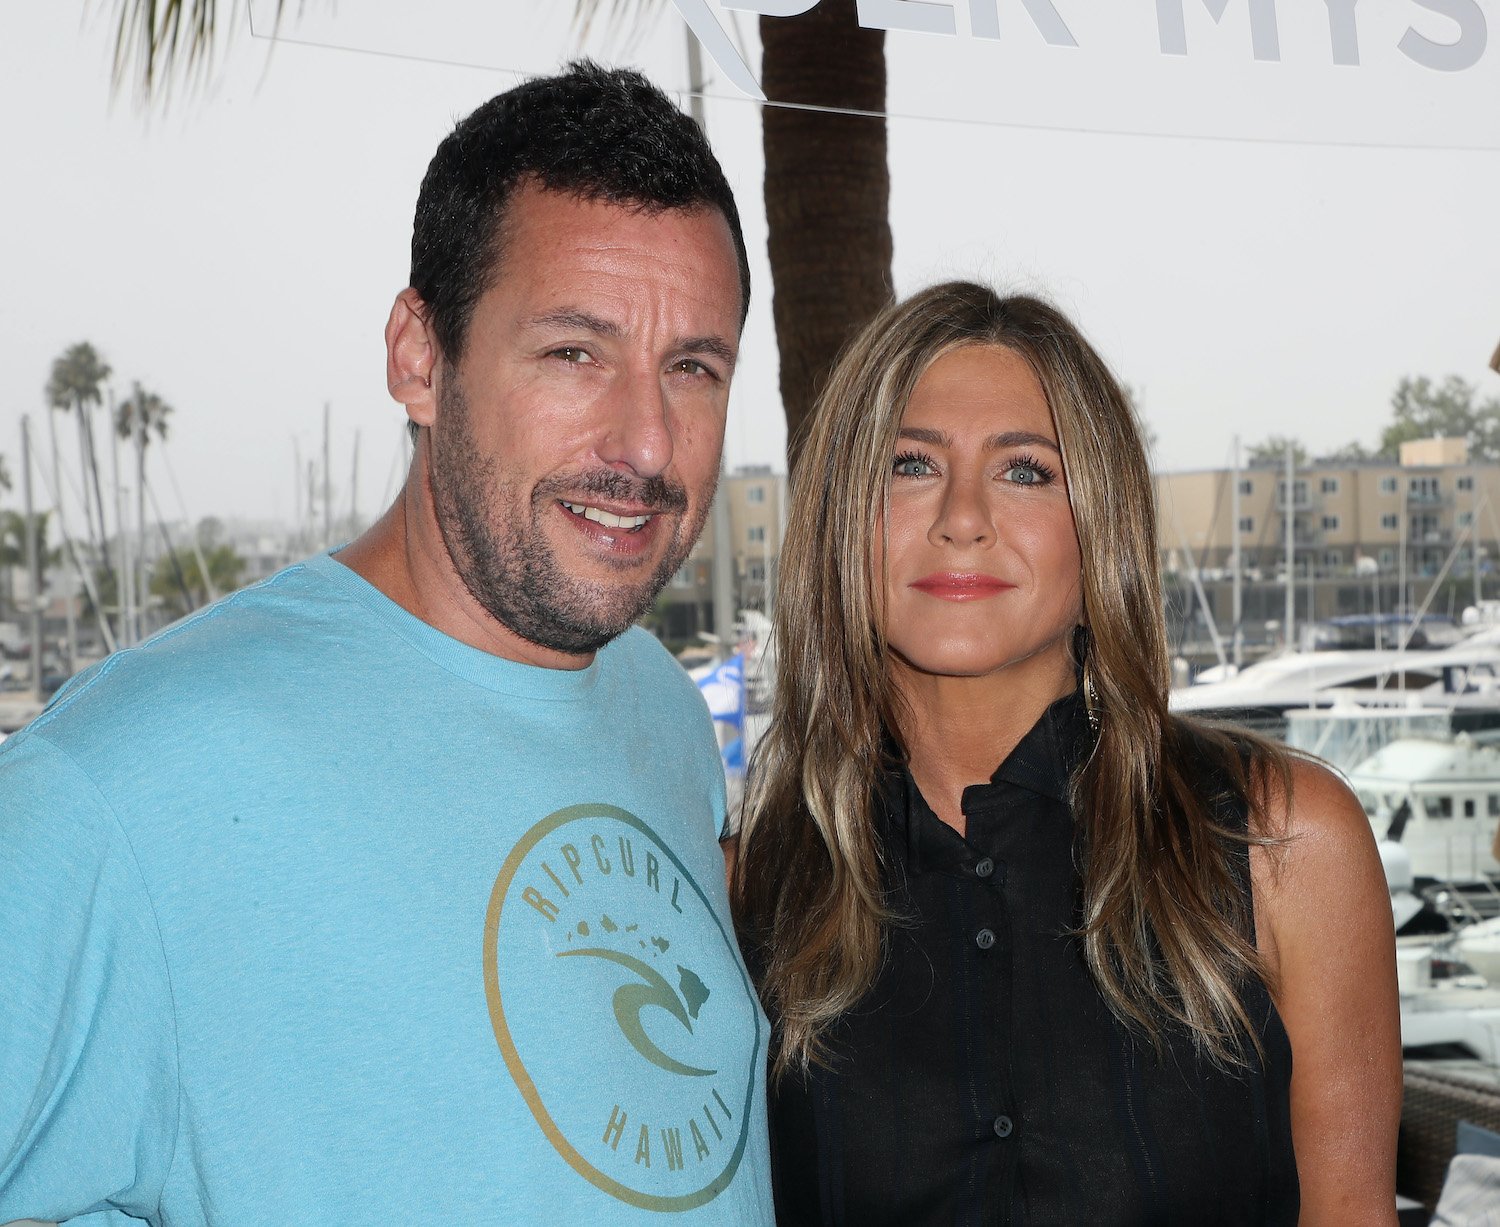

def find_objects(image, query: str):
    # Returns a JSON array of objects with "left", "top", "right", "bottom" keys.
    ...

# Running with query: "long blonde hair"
[{"left": 733, "top": 282, "right": 1286, "bottom": 1078}]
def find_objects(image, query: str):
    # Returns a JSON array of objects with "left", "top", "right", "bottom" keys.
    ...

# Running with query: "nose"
[
  {"left": 595, "top": 369, "right": 673, "bottom": 479},
  {"left": 928, "top": 472, "right": 994, "bottom": 548}
]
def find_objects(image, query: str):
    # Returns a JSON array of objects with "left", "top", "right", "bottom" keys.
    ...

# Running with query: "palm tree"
[
  {"left": 151, "top": 543, "right": 247, "bottom": 618},
  {"left": 758, "top": 0, "right": 891, "bottom": 467},
  {"left": 0, "top": 510, "right": 60, "bottom": 627},
  {"left": 108, "top": 1, "right": 893, "bottom": 474},
  {"left": 116, "top": 382, "right": 174, "bottom": 447},
  {"left": 44, "top": 341, "right": 115, "bottom": 583}
]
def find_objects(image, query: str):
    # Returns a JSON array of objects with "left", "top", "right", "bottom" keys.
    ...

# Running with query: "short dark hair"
[{"left": 410, "top": 60, "right": 751, "bottom": 366}]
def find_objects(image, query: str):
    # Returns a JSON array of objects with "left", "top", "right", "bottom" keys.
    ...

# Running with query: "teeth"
[{"left": 562, "top": 501, "right": 653, "bottom": 530}]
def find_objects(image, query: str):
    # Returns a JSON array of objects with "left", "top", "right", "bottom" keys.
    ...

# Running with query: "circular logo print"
[{"left": 483, "top": 804, "right": 763, "bottom": 1212}]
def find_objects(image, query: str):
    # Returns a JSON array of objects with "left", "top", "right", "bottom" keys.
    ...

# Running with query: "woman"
[{"left": 730, "top": 283, "right": 1400, "bottom": 1225}]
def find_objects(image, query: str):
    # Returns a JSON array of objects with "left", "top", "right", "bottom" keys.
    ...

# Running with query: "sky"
[{"left": 3, "top": 2, "right": 1499, "bottom": 529}]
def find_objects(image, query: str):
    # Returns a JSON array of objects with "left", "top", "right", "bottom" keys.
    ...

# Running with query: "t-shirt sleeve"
[{"left": 0, "top": 733, "right": 179, "bottom": 1222}]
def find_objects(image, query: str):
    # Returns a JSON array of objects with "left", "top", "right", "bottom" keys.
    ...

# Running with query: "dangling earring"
[{"left": 1076, "top": 624, "right": 1101, "bottom": 733}]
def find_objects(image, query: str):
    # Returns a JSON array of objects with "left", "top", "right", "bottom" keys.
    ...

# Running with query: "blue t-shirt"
[{"left": 0, "top": 553, "right": 772, "bottom": 1225}]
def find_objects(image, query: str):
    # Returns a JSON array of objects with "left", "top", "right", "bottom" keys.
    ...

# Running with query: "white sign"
[{"left": 247, "top": 0, "right": 1500, "bottom": 148}]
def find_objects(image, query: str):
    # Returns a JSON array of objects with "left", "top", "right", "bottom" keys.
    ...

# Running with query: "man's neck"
[{"left": 337, "top": 453, "right": 596, "bottom": 671}]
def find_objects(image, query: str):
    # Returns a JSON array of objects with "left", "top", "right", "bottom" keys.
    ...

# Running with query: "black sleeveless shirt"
[{"left": 760, "top": 691, "right": 1298, "bottom": 1226}]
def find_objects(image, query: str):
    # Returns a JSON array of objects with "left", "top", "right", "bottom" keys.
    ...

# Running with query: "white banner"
[{"left": 247, "top": 0, "right": 1500, "bottom": 148}]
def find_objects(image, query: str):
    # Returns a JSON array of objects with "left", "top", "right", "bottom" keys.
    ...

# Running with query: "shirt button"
[
  {"left": 975, "top": 928, "right": 996, "bottom": 950},
  {"left": 993, "top": 1115, "right": 1014, "bottom": 1139},
  {"left": 974, "top": 857, "right": 995, "bottom": 878}
]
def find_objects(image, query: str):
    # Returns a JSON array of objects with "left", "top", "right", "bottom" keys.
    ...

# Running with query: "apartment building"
[
  {"left": 1156, "top": 438, "right": 1500, "bottom": 651},
  {"left": 657, "top": 465, "right": 786, "bottom": 644}
]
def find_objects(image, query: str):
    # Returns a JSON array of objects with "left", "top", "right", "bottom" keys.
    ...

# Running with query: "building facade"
[
  {"left": 656, "top": 465, "right": 787, "bottom": 646},
  {"left": 1156, "top": 439, "right": 1500, "bottom": 657}
]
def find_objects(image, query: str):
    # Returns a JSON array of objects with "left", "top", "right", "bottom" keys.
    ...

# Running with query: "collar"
[{"left": 881, "top": 687, "right": 1093, "bottom": 874}]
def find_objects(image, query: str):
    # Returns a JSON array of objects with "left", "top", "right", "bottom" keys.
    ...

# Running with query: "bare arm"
[
  {"left": 1251, "top": 759, "right": 1402, "bottom": 1226},
  {"left": 721, "top": 833, "right": 739, "bottom": 890}
]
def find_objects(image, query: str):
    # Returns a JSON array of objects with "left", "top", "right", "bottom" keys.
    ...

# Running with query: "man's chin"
[{"left": 499, "top": 578, "right": 665, "bottom": 656}]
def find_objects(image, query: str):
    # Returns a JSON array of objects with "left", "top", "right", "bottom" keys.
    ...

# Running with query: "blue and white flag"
[{"left": 697, "top": 652, "right": 745, "bottom": 729}]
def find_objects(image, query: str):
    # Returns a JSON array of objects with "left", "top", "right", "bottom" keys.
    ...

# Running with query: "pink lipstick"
[{"left": 909, "top": 573, "right": 1013, "bottom": 601}]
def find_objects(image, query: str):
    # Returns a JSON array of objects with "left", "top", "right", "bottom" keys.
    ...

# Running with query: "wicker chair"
[{"left": 1399, "top": 1060, "right": 1500, "bottom": 1211}]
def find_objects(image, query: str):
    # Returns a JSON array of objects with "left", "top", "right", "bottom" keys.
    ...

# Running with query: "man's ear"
[{"left": 385, "top": 288, "right": 439, "bottom": 427}]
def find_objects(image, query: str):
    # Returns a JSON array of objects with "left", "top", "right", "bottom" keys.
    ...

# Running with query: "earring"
[{"left": 1075, "top": 624, "right": 1100, "bottom": 733}]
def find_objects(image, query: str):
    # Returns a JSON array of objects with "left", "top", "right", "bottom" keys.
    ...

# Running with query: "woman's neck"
[{"left": 894, "top": 651, "right": 1077, "bottom": 837}]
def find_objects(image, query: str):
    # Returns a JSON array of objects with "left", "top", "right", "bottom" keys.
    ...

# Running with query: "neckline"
[{"left": 305, "top": 550, "right": 605, "bottom": 701}]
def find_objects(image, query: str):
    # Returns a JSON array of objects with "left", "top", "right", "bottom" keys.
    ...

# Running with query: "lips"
[
  {"left": 556, "top": 497, "right": 669, "bottom": 561},
  {"left": 910, "top": 572, "right": 1014, "bottom": 601},
  {"left": 560, "top": 500, "right": 654, "bottom": 531}
]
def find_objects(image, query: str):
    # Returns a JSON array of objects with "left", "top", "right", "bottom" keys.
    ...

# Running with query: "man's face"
[{"left": 426, "top": 185, "right": 742, "bottom": 657}]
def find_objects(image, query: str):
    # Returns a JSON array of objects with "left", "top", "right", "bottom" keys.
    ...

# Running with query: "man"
[{"left": 0, "top": 64, "right": 772, "bottom": 1224}]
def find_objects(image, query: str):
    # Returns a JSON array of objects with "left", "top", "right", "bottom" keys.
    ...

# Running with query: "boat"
[
  {"left": 1172, "top": 627, "right": 1500, "bottom": 739},
  {"left": 1346, "top": 735, "right": 1500, "bottom": 889}
]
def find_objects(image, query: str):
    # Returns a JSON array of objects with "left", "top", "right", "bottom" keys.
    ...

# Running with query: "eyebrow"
[
  {"left": 525, "top": 309, "right": 621, "bottom": 338},
  {"left": 897, "top": 426, "right": 1061, "bottom": 454},
  {"left": 524, "top": 311, "right": 737, "bottom": 368}
]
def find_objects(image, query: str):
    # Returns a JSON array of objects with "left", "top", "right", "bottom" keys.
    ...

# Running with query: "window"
[
  {"left": 747, "top": 525, "right": 766, "bottom": 544},
  {"left": 1379, "top": 476, "right": 1398, "bottom": 494},
  {"left": 1321, "top": 514, "right": 1340, "bottom": 531},
  {"left": 1237, "top": 479, "right": 1254, "bottom": 496},
  {"left": 1379, "top": 548, "right": 1395, "bottom": 566},
  {"left": 1322, "top": 550, "right": 1342, "bottom": 568},
  {"left": 746, "top": 485, "right": 766, "bottom": 504},
  {"left": 1459, "top": 511, "right": 1474, "bottom": 528},
  {"left": 1459, "top": 476, "right": 1475, "bottom": 491},
  {"left": 1410, "top": 476, "right": 1440, "bottom": 500},
  {"left": 1464, "top": 798, "right": 1477, "bottom": 818},
  {"left": 1320, "top": 477, "right": 1339, "bottom": 494},
  {"left": 747, "top": 560, "right": 766, "bottom": 582},
  {"left": 1277, "top": 479, "right": 1308, "bottom": 506},
  {"left": 1423, "top": 796, "right": 1453, "bottom": 820},
  {"left": 1489, "top": 795, "right": 1500, "bottom": 817},
  {"left": 1238, "top": 516, "right": 1254, "bottom": 534},
  {"left": 1381, "top": 513, "right": 1399, "bottom": 530}
]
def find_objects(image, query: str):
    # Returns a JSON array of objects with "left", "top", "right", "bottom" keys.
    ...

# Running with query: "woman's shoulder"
[
  {"left": 1249, "top": 744, "right": 1368, "bottom": 849},
  {"left": 1248, "top": 751, "right": 1388, "bottom": 978}
]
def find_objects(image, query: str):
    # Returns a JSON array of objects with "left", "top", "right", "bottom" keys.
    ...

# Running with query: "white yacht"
[
  {"left": 1171, "top": 627, "right": 1500, "bottom": 738},
  {"left": 1347, "top": 735, "right": 1500, "bottom": 886}
]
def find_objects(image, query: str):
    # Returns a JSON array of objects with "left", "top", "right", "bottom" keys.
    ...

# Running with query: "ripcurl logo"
[{"left": 483, "top": 804, "right": 763, "bottom": 1212}]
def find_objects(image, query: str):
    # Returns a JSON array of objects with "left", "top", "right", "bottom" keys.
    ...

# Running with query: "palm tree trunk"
[{"left": 761, "top": 0, "right": 893, "bottom": 473}]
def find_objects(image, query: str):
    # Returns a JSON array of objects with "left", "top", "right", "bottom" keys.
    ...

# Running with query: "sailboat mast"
[
  {"left": 21, "top": 417, "right": 43, "bottom": 701},
  {"left": 1231, "top": 436, "right": 1242, "bottom": 669},
  {"left": 1284, "top": 443, "right": 1295, "bottom": 650},
  {"left": 323, "top": 402, "right": 332, "bottom": 550}
]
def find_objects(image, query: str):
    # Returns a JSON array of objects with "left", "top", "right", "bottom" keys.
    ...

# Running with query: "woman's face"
[{"left": 878, "top": 345, "right": 1084, "bottom": 689}]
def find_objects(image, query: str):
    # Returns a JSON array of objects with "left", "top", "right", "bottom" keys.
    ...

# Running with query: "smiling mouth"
[{"left": 560, "top": 500, "right": 656, "bottom": 532}]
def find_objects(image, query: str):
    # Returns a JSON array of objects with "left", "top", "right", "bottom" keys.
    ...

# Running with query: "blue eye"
[
  {"left": 892, "top": 450, "right": 937, "bottom": 478},
  {"left": 1001, "top": 453, "right": 1057, "bottom": 486}
]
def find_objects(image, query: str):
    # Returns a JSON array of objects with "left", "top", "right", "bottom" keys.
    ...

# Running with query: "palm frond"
[
  {"left": 571, "top": 0, "right": 670, "bottom": 56},
  {"left": 107, "top": 0, "right": 306, "bottom": 106}
]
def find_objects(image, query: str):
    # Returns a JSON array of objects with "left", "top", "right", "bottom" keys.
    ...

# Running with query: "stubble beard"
[{"left": 428, "top": 374, "right": 713, "bottom": 657}]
